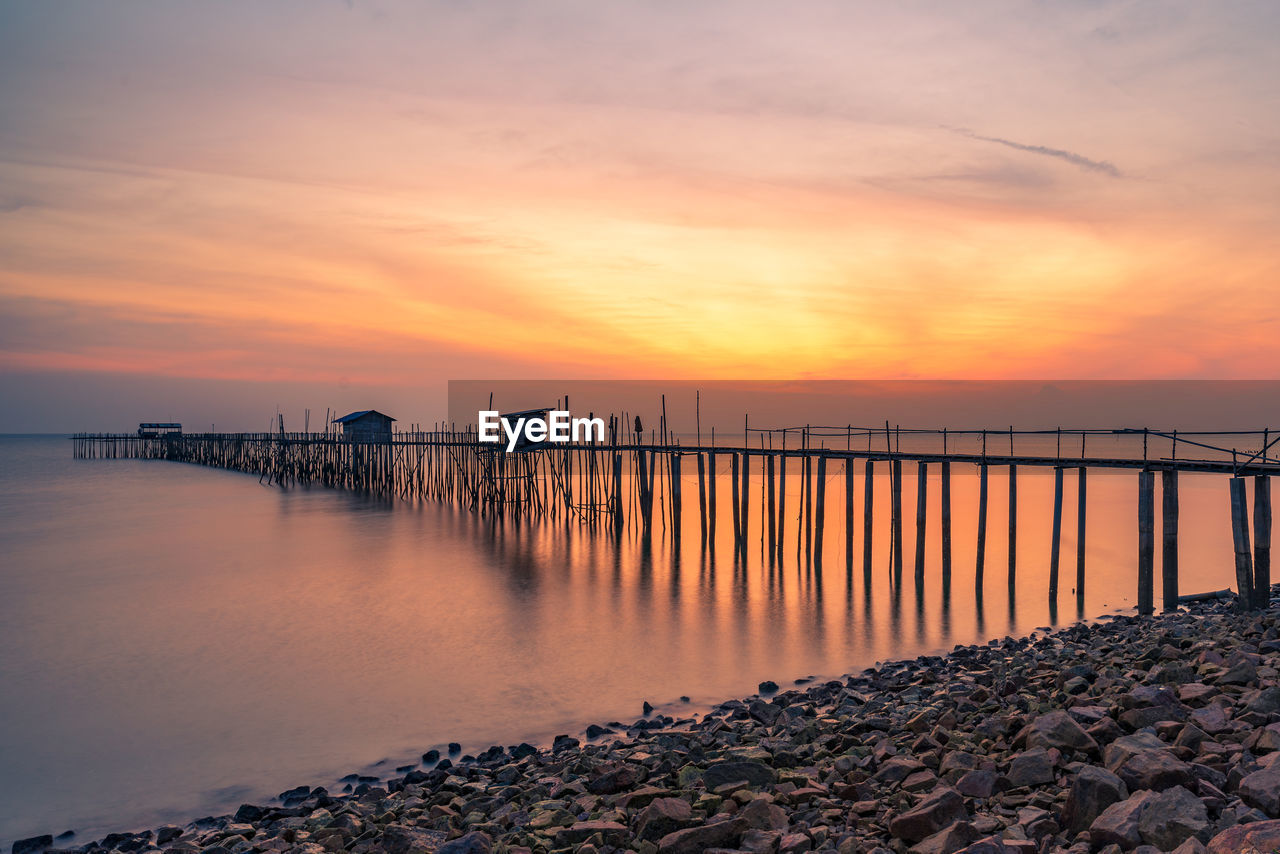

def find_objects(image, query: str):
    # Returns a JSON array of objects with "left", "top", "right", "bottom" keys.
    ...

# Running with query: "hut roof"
[{"left": 332, "top": 410, "right": 397, "bottom": 424}]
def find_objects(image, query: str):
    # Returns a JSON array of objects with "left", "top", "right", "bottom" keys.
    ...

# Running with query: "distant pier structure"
[{"left": 72, "top": 417, "right": 1279, "bottom": 618}]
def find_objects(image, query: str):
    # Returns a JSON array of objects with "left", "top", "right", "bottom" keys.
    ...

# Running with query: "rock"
[
  {"left": 658, "top": 818, "right": 748, "bottom": 854},
  {"left": 637, "top": 798, "right": 695, "bottom": 841},
  {"left": 12, "top": 837, "right": 53, "bottom": 854},
  {"left": 447, "top": 742, "right": 461, "bottom": 754},
  {"left": 1023, "top": 710, "right": 1099, "bottom": 754},
  {"left": 760, "top": 681, "right": 780, "bottom": 694},
  {"left": 1005, "top": 748, "right": 1056, "bottom": 788},
  {"left": 381, "top": 825, "right": 448, "bottom": 854},
  {"left": 1170, "top": 839, "right": 1207, "bottom": 854},
  {"left": 953, "top": 838, "right": 1010, "bottom": 854},
  {"left": 1238, "top": 765, "right": 1280, "bottom": 816},
  {"left": 778, "top": 832, "right": 812, "bottom": 854},
  {"left": 955, "top": 769, "right": 998, "bottom": 799},
  {"left": 909, "top": 822, "right": 980, "bottom": 854},
  {"left": 1216, "top": 655, "right": 1257, "bottom": 686},
  {"left": 1207, "top": 819, "right": 1280, "bottom": 854},
  {"left": 740, "top": 829, "right": 784, "bottom": 854},
  {"left": 587, "top": 762, "right": 647, "bottom": 794},
  {"left": 553, "top": 821, "right": 627, "bottom": 847},
  {"left": 703, "top": 760, "right": 775, "bottom": 790},
  {"left": 889, "top": 787, "right": 968, "bottom": 843},
  {"left": 740, "top": 797, "right": 788, "bottom": 830},
  {"left": 1063, "top": 765, "right": 1128, "bottom": 835},
  {"left": 1105, "top": 736, "right": 1195, "bottom": 792},
  {"left": 156, "top": 827, "right": 183, "bottom": 846},
  {"left": 233, "top": 804, "right": 266, "bottom": 823},
  {"left": 1136, "top": 786, "right": 1210, "bottom": 850},
  {"left": 1090, "top": 791, "right": 1160, "bottom": 850},
  {"left": 436, "top": 832, "right": 491, "bottom": 854}
]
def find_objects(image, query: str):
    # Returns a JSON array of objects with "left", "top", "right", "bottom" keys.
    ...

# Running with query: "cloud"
[{"left": 958, "top": 130, "right": 1122, "bottom": 177}]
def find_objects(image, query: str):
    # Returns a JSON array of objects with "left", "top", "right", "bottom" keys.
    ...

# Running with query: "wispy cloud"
[{"left": 958, "top": 130, "right": 1122, "bottom": 177}]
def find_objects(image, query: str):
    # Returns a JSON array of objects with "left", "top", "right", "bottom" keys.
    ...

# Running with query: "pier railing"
[{"left": 72, "top": 424, "right": 1279, "bottom": 616}]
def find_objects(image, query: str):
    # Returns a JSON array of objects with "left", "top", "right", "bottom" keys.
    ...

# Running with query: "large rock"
[
  {"left": 955, "top": 769, "right": 998, "bottom": 799},
  {"left": 889, "top": 787, "right": 969, "bottom": 843},
  {"left": 909, "top": 822, "right": 980, "bottom": 854},
  {"left": 553, "top": 821, "right": 627, "bottom": 847},
  {"left": 1090, "top": 790, "right": 1160, "bottom": 850},
  {"left": 1023, "top": 710, "right": 1099, "bottom": 754},
  {"left": 436, "top": 832, "right": 492, "bottom": 854},
  {"left": 953, "top": 838, "right": 1010, "bottom": 854},
  {"left": 739, "top": 797, "right": 788, "bottom": 830},
  {"left": 12, "top": 838, "right": 52, "bottom": 854},
  {"left": 637, "top": 798, "right": 694, "bottom": 841},
  {"left": 658, "top": 818, "right": 748, "bottom": 854},
  {"left": 1005, "top": 748, "right": 1056, "bottom": 788},
  {"left": 1105, "top": 734, "right": 1195, "bottom": 792},
  {"left": 1238, "top": 765, "right": 1280, "bottom": 816},
  {"left": 703, "top": 760, "right": 775, "bottom": 790},
  {"left": 588, "top": 763, "right": 648, "bottom": 794},
  {"left": 382, "top": 825, "right": 449, "bottom": 854},
  {"left": 1063, "top": 765, "right": 1128, "bottom": 835},
  {"left": 1207, "top": 819, "right": 1280, "bottom": 854},
  {"left": 1136, "top": 786, "right": 1210, "bottom": 850}
]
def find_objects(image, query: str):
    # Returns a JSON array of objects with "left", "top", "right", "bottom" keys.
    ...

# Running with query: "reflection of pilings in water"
[{"left": 74, "top": 422, "right": 1280, "bottom": 618}]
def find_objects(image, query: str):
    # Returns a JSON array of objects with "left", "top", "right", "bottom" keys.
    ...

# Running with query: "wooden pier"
[{"left": 73, "top": 424, "right": 1280, "bottom": 613}]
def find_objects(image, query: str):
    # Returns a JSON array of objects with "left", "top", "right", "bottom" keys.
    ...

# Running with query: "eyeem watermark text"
[{"left": 479, "top": 410, "right": 605, "bottom": 452}]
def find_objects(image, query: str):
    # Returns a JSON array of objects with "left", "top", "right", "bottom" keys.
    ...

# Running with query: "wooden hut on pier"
[{"left": 333, "top": 410, "right": 395, "bottom": 441}]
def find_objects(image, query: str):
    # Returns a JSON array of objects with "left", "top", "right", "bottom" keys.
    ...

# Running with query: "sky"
[{"left": 2, "top": 1, "right": 1279, "bottom": 430}]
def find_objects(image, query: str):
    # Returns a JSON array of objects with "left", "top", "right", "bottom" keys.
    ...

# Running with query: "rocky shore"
[{"left": 17, "top": 595, "right": 1280, "bottom": 854}]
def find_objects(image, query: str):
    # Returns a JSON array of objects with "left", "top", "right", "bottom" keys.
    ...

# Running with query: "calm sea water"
[{"left": 0, "top": 434, "right": 1258, "bottom": 846}]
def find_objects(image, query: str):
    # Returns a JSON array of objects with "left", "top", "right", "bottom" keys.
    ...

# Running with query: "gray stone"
[
  {"left": 909, "top": 823, "right": 980, "bottom": 854},
  {"left": 1005, "top": 748, "right": 1056, "bottom": 788},
  {"left": 1023, "top": 710, "right": 1099, "bottom": 754},
  {"left": 1136, "top": 786, "right": 1210, "bottom": 850},
  {"left": 638, "top": 798, "right": 695, "bottom": 841},
  {"left": 436, "top": 831, "right": 491, "bottom": 854},
  {"left": 889, "top": 787, "right": 968, "bottom": 843},
  {"left": 659, "top": 818, "right": 748, "bottom": 854},
  {"left": 381, "top": 826, "right": 449, "bottom": 854},
  {"left": 1063, "top": 765, "right": 1129, "bottom": 835},
  {"left": 1238, "top": 765, "right": 1280, "bottom": 817},
  {"left": 703, "top": 760, "right": 776, "bottom": 790},
  {"left": 1089, "top": 791, "right": 1160, "bottom": 850}
]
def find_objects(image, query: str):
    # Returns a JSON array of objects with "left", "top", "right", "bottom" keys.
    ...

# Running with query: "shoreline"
[{"left": 14, "top": 595, "right": 1280, "bottom": 854}]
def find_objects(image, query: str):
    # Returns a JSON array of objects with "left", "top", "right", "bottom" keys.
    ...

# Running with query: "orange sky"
[{"left": 1, "top": 2, "right": 1279, "bottom": 429}]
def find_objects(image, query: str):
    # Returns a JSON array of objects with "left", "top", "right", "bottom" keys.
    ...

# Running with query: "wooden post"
[
  {"left": 1162, "top": 469, "right": 1179, "bottom": 611},
  {"left": 1049, "top": 466, "right": 1064, "bottom": 601},
  {"left": 740, "top": 451, "right": 750, "bottom": 558},
  {"left": 975, "top": 463, "right": 988, "bottom": 593},
  {"left": 940, "top": 460, "right": 951, "bottom": 597},
  {"left": 1230, "top": 476, "right": 1254, "bottom": 612},
  {"left": 1008, "top": 463, "right": 1017, "bottom": 591},
  {"left": 1256, "top": 475, "right": 1272, "bottom": 608},
  {"left": 1076, "top": 467, "right": 1087, "bottom": 604},
  {"left": 707, "top": 451, "right": 717, "bottom": 547},
  {"left": 613, "top": 452, "right": 623, "bottom": 530},
  {"left": 731, "top": 453, "right": 741, "bottom": 549},
  {"left": 814, "top": 456, "right": 827, "bottom": 566},
  {"left": 892, "top": 458, "right": 903, "bottom": 584},
  {"left": 777, "top": 452, "right": 787, "bottom": 560},
  {"left": 696, "top": 452, "right": 707, "bottom": 543},
  {"left": 845, "top": 458, "right": 855, "bottom": 572},
  {"left": 914, "top": 461, "right": 927, "bottom": 588},
  {"left": 767, "top": 454, "right": 777, "bottom": 555},
  {"left": 671, "top": 452, "right": 682, "bottom": 542},
  {"left": 863, "top": 459, "right": 874, "bottom": 584},
  {"left": 1137, "top": 470, "right": 1155, "bottom": 616}
]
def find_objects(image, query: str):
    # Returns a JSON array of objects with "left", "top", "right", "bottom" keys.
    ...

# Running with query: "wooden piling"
[
  {"left": 845, "top": 458, "right": 855, "bottom": 571},
  {"left": 1255, "top": 475, "right": 1272, "bottom": 608},
  {"left": 891, "top": 458, "right": 903, "bottom": 584},
  {"left": 696, "top": 452, "right": 707, "bottom": 543},
  {"left": 940, "top": 461, "right": 951, "bottom": 597},
  {"left": 1137, "top": 470, "right": 1155, "bottom": 616},
  {"left": 914, "top": 462, "right": 927, "bottom": 588},
  {"left": 670, "top": 452, "right": 682, "bottom": 542},
  {"left": 731, "top": 452, "right": 741, "bottom": 549},
  {"left": 1230, "top": 476, "right": 1254, "bottom": 612},
  {"left": 739, "top": 451, "right": 750, "bottom": 558},
  {"left": 1162, "top": 469, "right": 1179, "bottom": 611},
  {"left": 975, "top": 463, "right": 988, "bottom": 593},
  {"left": 1049, "top": 466, "right": 1063, "bottom": 601},
  {"left": 767, "top": 454, "right": 777, "bottom": 555},
  {"left": 863, "top": 459, "right": 874, "bottom": 585},
  {"left": 1008, "top": 463, "right": 1017, "bottom": 591},
  {"left": 814, "top": 455, "right": 827, "bottom": 565},
  {"left": 1076, "top": 467, "right": 1087, "bottom": 604},
  {"left": 707, "top": 451, "right": 717, "bottom": 546}
]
